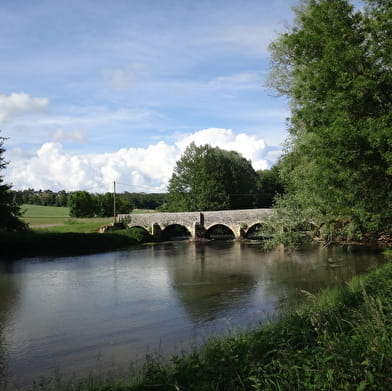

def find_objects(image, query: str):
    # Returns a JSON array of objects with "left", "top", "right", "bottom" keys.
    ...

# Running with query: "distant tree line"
[
  {"left": 14, "top": 189, "right": 167, "bottom": 209},
  {"left": 12, "top": 189, "right": 167, "bottom": 218}
]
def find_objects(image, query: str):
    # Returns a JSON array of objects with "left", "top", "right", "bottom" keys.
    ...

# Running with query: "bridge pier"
[
  {"left": 234, "top": 225, "right": 247, "bottom": 240},
  {"left": 191, "top": 221, "right": 206, "bottom": 241},
  {"left": 152, "top": 223, "right": 162, "bottom": 241}
]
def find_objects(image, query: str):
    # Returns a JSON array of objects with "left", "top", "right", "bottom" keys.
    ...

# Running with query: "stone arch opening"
[
  {"left": 129, "top": 225, "right": 149, "bottom": 232},
  {"left": 161, "top": 224, "right": 191, "bottom": 241},
  {"left": 245, "top": 223, "right": 265, "bottom": 240},
  {"left": 205, "top": 224, "right": 235, "bottom": 240},
  {"left": 127, "top": 226, "right": 153, "bottom": 241}
]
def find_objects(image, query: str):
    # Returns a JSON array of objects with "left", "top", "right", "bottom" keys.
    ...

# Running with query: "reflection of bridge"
[{"left": 118, "top": 209, "right": 273, "bottom": 240}]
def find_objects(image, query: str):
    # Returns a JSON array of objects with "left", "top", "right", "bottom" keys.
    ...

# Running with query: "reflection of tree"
[
  {"left": 0, "top": 262, "right": 20, "bottom": 384},
  {"left": 169, "top": 243, "right": 257, "bottom": 323},
  {"left": 262, "top": 245, "right": 386, "bottom": 308},
  {"left": 169, "top": 242, "right": 386, "bottom": 324}
]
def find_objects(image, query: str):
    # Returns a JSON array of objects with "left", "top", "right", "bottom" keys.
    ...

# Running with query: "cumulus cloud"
[
  {"left": 8, "top": 128, "right": 276, "bottom": 192},
  {"left": 0, "top": 92, "right": 49, "bottom": 124},
  {"left": 176, "top": 128, "right": 268, "bottom": 170}
]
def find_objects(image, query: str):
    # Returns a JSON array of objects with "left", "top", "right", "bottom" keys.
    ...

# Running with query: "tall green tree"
[
  {"left": 165, "top": 142, "right": 258, "bottom": 211},
  {"left": 68, "top": 191, "right": 97, "bottom": 218},
  {"left": 256, "top": 165, "right": 284, "bottom": 208},
  {"left": 96, "top": 192, "right": 134, "bottom": 217},
  {"left": 0, "top": 135, "right": 27, "bottom": 231},
  {"left": 268, "top": 0, "right": 392, "bottom": 242}
]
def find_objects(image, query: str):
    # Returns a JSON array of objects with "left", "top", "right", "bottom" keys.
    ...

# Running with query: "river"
[{"left": 0, "top": 241, "right": 386, "bottom": 389}]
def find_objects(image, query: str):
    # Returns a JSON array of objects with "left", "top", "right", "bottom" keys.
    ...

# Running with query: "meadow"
[
  {"left": 20, "top": 204, "right": 154, "bottom": 233},
  {"left": 21, "top": 204, "right": 71, "bottom": 226}
]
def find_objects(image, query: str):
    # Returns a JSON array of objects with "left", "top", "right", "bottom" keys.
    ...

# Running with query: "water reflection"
[
  {"left": 0, "top": 262, "right": 21, "bottom": 384},
  {"left": 170, "top": 243, "right": 257, "bottom": 322},
  {"left": 0, "top": 242, "right": 386, "bottom": 389}
]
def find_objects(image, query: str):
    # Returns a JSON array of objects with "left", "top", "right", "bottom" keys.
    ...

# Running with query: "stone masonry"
[{"left": 117, "top": 209, "right": 273, "bottom": 240}]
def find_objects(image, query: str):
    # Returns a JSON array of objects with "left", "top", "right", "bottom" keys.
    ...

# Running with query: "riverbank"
[
  {"left": 0, "top": 228, "right": 153, "bottom": 259},
  {"left": 34, "top": 249, "right": 391, "bottom": 391}
]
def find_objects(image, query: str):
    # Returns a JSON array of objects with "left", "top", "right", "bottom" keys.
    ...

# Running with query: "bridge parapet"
[{"left": 117, "top": 209, "right": 273, "bottom": 240}]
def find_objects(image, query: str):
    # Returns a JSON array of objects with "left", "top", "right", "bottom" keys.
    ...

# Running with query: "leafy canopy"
[
  {"left": 267, "top": 0, "right": 392, "bottom": 242},
  {"left": 0, "top": 135, "right": 27, "bottom": 231},
  {"left": 165, "top": 142, "right": 258, "bottom": 211}
]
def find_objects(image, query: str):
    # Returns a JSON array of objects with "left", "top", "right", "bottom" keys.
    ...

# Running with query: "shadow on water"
[{"left": 0, "top": 263, "right": 21, "bottom": 389}]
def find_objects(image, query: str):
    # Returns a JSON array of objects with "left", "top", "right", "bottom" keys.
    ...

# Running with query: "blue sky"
[{"left": 1, "top": 0, "right": 298, "bottom": 192}]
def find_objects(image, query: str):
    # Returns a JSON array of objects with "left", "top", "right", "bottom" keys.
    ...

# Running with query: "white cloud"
[
  {"left": 0, "top": 92, "right": 49, "bottom": 124},
  {"left": 8, "top": 128, "right": 276, "bottom": 192},
  {"left": 176, "top": 128, "right": 268, "bottom": 170}
]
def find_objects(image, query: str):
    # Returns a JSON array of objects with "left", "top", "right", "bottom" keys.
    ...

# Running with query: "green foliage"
[
  {"left": 68, "top": 191, "right": 134, "bottom": 218},
  {"left": 69, "top": 191, "right": 97, "bottom": 218},
  {"left": 96, "top": 192, "right": 134, "bottom": 217},
  {"left": 114, "top": 227, "right": 153, "bottom": 243},
  {"left": 165, "top": 142, "right": 258, "bottom": 211},
  {"left": 267, "top": 0, "right": 392, "bottom": 243},
  {"left": 0, "top": 135, "right": 27, "bottom": 232},
  {"left": 15, "top": 189, "right": 166, "bottom": 210},
  {"left": 255, "top": 165, "right": 285, "bottom": 208}
]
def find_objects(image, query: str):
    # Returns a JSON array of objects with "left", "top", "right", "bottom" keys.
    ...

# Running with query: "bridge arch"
[
  {"left": 245, "top": 223, "right": 265, "bottom": 240},
  {"left": 161, "top": 224, "right": 192, "bottom": 241},
  {"left": 118, "top": 208, "right": 274, "bottom": 241},
  {"left": 205, "top": 224, "right": 235, "bottom": 240},
  {"left": 129, "top": 225, "right": 150, "bottom": 232}
]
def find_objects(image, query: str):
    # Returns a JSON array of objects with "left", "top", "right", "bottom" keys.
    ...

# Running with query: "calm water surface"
[{"left": 0, "top": 241, "right": 386, "bottom": 388}]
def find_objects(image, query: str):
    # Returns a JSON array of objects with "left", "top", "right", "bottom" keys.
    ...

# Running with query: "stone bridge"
[{"left": 117, "top": 209, "right": 273, "bottom": 240}]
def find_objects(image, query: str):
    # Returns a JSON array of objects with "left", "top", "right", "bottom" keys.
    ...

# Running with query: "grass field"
[
  {"left": 21, "top": 204, "right": 156, "bottom": 232},
  {"left": 21, "top": 204, "right": 71, "bottom": 226}
]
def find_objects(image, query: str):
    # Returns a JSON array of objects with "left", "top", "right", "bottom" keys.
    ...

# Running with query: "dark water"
[{"left": 0, "top": 241, "right": 386, "bottom": 388}]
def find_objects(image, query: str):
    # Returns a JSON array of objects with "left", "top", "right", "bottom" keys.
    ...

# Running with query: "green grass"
[
  {"left": 41, "top": 219, "right": 114, "bottom": 233},
  {"left": 21, "top": 204, "right": 156, "bottom": 231},
  {"left": 21, "top": 204, "right": 70, "bottom": 226},
  {"left": 32, "top": 250, "right": 392, "bottom": 391}
]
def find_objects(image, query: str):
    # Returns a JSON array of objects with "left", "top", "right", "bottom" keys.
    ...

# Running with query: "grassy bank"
[
  {"left": 0, "top": 228, "right": 153, "bottom": 259},
  {"left": 37, "top": 250, "right": 392, "bottom": 391},
  {"left": 0, "top": 204, "right": 155, "bottom": 260}
]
